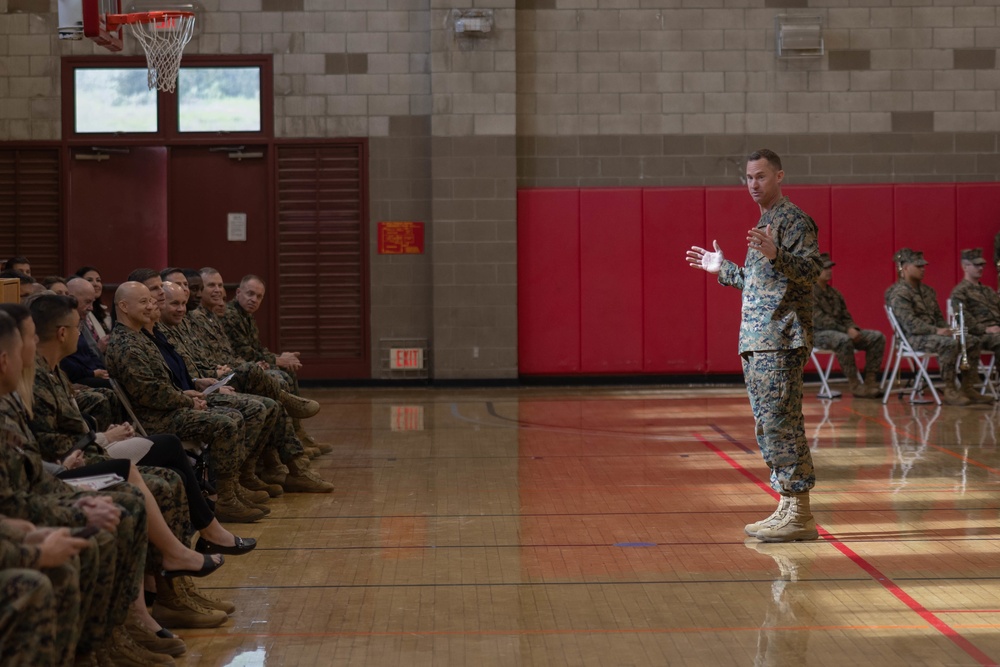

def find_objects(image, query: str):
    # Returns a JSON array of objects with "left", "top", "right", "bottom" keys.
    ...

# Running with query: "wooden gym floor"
[{"left": 179, "top": 384, "right": 1000, "bottom": 666}]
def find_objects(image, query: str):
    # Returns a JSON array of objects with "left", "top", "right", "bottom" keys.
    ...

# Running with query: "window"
[
  {"left": 74, "top": 68, "right": 157, "bottom": 133},
  {"left": 63, "top": 55, "right": 272, "bottom": 141},
  {"left": 177, "top": 67, "right": 262, "bottom": 133}
]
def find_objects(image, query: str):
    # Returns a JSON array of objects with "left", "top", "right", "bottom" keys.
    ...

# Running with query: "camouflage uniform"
[
  {"left": 889, "top": 281, "right": 981, "bottom": 375},
  {"left": 30, "top": 355, "right": 194, "bottom": 570},
  {"left": 0, "top": 395, "right": 146, "bottom": 651},
  {"left": 717, "top": 195, "right": 821, "bottom": 494},
  {"left": 105, "top": 322, "right": 248, "bottom": 480},
  {"left": 166, "top": 312, "right": 306, "bottom": 463},
  {"left": 813, "top": 282, "right": 886, "bottom": 378},
  {"left": 0, "top": 524, "right": 81, "bottom": 666},
  {"left": 221, "top": 301, "right": 299, "bottom": 393},
  {"left": 951, "top": 277, "right": 1000, "bottom": 355}
]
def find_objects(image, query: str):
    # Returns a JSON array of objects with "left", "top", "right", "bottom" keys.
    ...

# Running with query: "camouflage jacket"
[
  {"left": 950, "top": 280, "right": 1000, "bottom": 335},
  {"left": 0, "top": 394, "right": 88, "bottom": 527},
  {"left": 105, "top": 323, "right": 196, "bottom": 429},
  {"left": 30, "top": 354, "right": 99, "bottom": 463},
  {"left": 0, "top": 523, "right": 40, "bottom": 568},
  {"left": 717, "top": 196, "right": 821, "bottom": 353},
  {"left": 160, "top": 318, "right": 214, "bottom": 379},
  {"left": 187, "top": 307, "right": 240, "bottom": 370},
  {"left": 222, "top": 301, "right": 276, "bottom": 365},
  {"left": 813, "top": 283, "right": 857, "bottom": 333},
  {"left": 884, "top": 280, "right": 905, "bottom": 307},
  {"left": 889, "top": 282, "right": 946, "bottom": 337}
]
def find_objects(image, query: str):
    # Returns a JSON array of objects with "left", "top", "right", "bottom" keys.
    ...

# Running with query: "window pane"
[
  {"left": 74, "top": 68, "right": 158, "bottom": 133},
  {"left": 177, "top": 67, "right": 261, "bottom": 133}
]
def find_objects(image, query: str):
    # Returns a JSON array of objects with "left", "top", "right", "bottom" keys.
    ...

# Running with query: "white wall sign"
[{"left": 227, "top": 213, "right": 247, "bottom": 242}]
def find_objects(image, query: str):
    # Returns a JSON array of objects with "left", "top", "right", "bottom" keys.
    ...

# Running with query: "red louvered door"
[
  {"left": 275, "top": 142, "right": 369, "bottom": 378},
  {"left": 0, "top": 148, "right": 61, "bottom": 277}
]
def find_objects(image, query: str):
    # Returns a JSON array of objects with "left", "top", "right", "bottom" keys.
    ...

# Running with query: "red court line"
[{"left": 694, "top": 431, "right": 998, "bottom": 667}]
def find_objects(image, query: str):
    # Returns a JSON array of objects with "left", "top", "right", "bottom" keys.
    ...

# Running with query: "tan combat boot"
[
  {"left": 214, "top": 477, "right": 267, "bottom": 524},
  {"left": 107, "top": 625, "right": 174, "bottom": 665},
  {"left": 942, "top": 369, "right": 972, "bottom": 406},
  {"left": 755, "top": 493, "right": 819, "bottom": 543},
  {"left": 282, "top": 455, "right": 335, "bottom": 493},
  {"left": 176, "top": 576, "right": 236, "bottom": 615},
  {"left": 124, "top": 611, "right": 186, "bottom": 657},
  {"left": 258, "top": 448, "right": 288, "bottom": 487},
  {"left": 961, "top": 370, "right": 994, "bottom": 404},
  {"left": 240, "top": 456, "right": 284, "bottom": 498},
  {"left": 744, "top": 496, "right": 790, "bottom": 537},
  {"left": 151, "top": 576, "right": 228, "bottom": 629},
  {"left": 295, "top": 421, "right": 334, "bottom": 455},
  {"left": 861, "top": 366, "right": 883, "bottom": 398},
  {"left": 279, "top": 391, "right": 320, "bottom": 419},
  {"left": 235, "top": 483, "right": 271, "bottom": 514}
]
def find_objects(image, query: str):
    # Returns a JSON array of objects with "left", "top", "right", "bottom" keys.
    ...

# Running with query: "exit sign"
[{"left": 390, "top": 348, "right": 424, "bottom": 370}]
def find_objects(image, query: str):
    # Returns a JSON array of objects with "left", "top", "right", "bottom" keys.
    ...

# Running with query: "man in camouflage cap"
[
  {"left": 687, "top": 149, "right": 821, "bottom": 543},
  {"left": 813, "top": 252, "right": 885, "bottom": 398},
  {"left": 888, "top": 248, "right": 990, "bottom": 406},
  {"left": 950, "top": 248, "right": 1000, "bottom": 395}
]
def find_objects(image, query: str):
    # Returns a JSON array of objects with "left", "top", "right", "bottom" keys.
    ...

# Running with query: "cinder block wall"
[{"left": 1, "top": 0, "right": 998, "bottom": 378}]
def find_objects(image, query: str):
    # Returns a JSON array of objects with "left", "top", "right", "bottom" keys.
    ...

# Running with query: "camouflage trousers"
[
  {"left": 138, "top": 467, "right": 191, "bottom": 573},
  {"left": 742, "top": 348, "right": 816, "bottom": 494},
  {"left": 147, "top": 406, "right": 246, "bottom": 480},
  {"left": 974, "top": 332, "right": 1000, "bottom": 358},
  {"left": 813, "top": 328, "right": 886, "bottom": 378},
  {"left": 231, "top": 364, "right": 304, "bottom": 462},
  {"left": 208, "top": 392, "right": 278, "bottom": 469},
  {"left": 0, "top": 568, "right": 61, "bottom": 666},
  {"left": 74, "top": 388, "right": 123, "bottom": 431},
  {"left": 908, "top": 333, "right": 982, "bottom": 382}
]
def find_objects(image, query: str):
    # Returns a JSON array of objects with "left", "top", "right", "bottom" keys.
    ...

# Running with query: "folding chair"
[
  {"left": 882, "top": 305, "right": 941, "bottom": 405},
  {"left": 978, "top": 352, "right": 999, "bottom": 399},
  {"left": 809, "top": 348, "right": 841, "bottom": 399}
]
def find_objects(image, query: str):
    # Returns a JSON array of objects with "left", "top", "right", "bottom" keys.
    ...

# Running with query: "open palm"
[{"left": 686, "top": 241, "right": 724, "bottom": 275}]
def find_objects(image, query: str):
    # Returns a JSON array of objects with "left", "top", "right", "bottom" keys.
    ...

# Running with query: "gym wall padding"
[{"left": 517, "top": 183, "right": 1000, "bottom": 376}]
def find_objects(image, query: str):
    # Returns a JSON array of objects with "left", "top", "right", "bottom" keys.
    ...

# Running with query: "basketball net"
[{"left": 107, "top": 11, "right": 195, "bottom": 93}]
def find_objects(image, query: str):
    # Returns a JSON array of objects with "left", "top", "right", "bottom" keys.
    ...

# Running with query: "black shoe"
[
  {"left": 195, "top": 535, "right": 257, "bottom": 556},
  {"left": 161, "top": 553, "right": 225, "bottom": 579}
]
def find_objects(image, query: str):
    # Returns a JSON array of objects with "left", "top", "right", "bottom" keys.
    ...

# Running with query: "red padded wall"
[
  {"left": 517, "top": 189, "right": 581, "bottom": 374},
  {"left": 642, "top": 189, "right": 706, "bottom": 372},
  {"left": 957, "top": 183, "right": 1000, "bottom": 290},
  {"left": 580, "top": 190, "right": 644, "bottom": 373},
  {"left": 831, "top": 185, "right": 895, "bottom": 346},
  {"left": 704, "top": 188, "right": 759, "bottom": 373},
  {"left": 894, "top": 184, "right": 957, "bottom": 313}
]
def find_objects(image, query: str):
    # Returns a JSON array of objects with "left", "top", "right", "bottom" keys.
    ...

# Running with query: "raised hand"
[
  {"left": 686, "top": 241, "right": 724, "bottom": 274},
  {"left": 747, "top": 224, "right": 777, "bottom": 260}
]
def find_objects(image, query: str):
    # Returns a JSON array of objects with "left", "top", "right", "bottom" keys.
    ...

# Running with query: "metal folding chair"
[
  {"left": 882, "top": 305, "right": 941, "bottom": 405},
  {"left": 809, "top": 349, "right": 841, "bottom": 398}
]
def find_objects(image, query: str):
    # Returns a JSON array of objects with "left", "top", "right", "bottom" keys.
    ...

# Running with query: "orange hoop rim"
[{"left": 105, "top": 10, "right": 194, "bottom": 30}]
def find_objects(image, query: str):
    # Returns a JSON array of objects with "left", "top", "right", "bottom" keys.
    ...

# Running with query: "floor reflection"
[{"left": 745, "top": 540, "right": 817, "bottom": 667}]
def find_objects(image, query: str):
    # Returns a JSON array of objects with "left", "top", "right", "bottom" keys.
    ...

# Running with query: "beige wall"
[{"left": 1, "top": 0, "right": 998, "bottom": 377}]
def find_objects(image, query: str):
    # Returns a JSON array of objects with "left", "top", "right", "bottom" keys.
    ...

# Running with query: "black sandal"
[
  {"left": 161, "top": 553, "right": 225, "bottom": 579},
  {"left": 195, "top": 535, "right": 257, "bottom": 556}
]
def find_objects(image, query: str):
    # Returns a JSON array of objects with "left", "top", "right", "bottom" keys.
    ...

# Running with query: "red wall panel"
[
  {"left": 894, "top": 184, "right": 957, "bottom": 313},
  {"left": 517, "top": 189, "right": 581, "bottom": 374},
  {"left": 642, "top": 189, "right": 706, "bottom": 372},
  {"left": 580, "top": 189, "right": 643, "bottom": 373},
  {"left": 957, "top": 183, "right": 1000, "bottom": 291},
  {"left": 830, "top": 185, "right": 895, "bottom": 351},
  {"left": 704, "top": 187, "right": 759, "bottom": 373}
]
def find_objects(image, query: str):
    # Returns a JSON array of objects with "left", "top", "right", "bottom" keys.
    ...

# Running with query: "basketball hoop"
[{"left": 106, "top": 11, "right": 195, "bottom": 92}]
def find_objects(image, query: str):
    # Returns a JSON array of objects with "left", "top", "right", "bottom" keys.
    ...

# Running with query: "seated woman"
[{"left": 74, "top": 265, "right": 112, "bottom": 333}]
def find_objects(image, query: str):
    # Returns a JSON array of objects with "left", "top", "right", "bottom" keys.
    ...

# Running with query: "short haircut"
[
  {"left": 127, "top": 268, "right": 159, "bottom": 284},
  {"left": 40, "top": 276, "right": 67, "bottom": 289},
  {"left": 160, "top": 267, "right": 184, "bottom": 281},
  {"left": 240, "top": 274, "right": 265, "bottom": 289},
  {"left": 181, "top": 268, "right": 200, "bottom": 281},
  {"left": 0, "top": 270, "right": 35, "bottom": 284},
  {"left": 0, "top": 310, "right": 19, "bottom": 352},
  {"left": 199, "top": 267, "right": 221, "bottom": 279},
  {"left": 0, "top": 303, "right": 30, "bottom": 330},
  {"left": 747, "top": 149, "right": 782, "bottom": 172},
  {"left": 29, "top": 295, "right": 77, "bottom": 342},
  {"left": 3, "top": 257, "right": 29, "bottom": 271}
]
